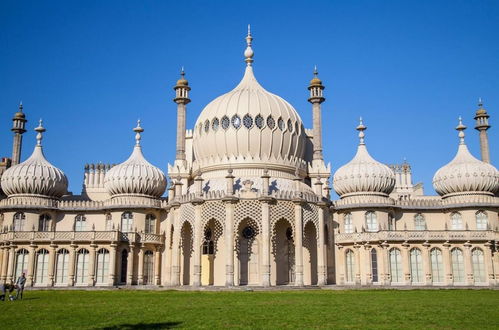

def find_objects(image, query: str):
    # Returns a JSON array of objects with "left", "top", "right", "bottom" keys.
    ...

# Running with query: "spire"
[
  {"left": 18, "top": 101, "right": 23, "bottom": 112},
  {"left": 456, "top": 116, "right": 466, "bottom": 145},
  {"left": 244, "top": 24, "right": 254, "bottom": 66},
  {"left": 133, "top": 119, "right": 144, "bottom": 146},
  {"left": 35, "top": 119, "right": 46, "bottom": 146},
  {"left": 478, "top": 97, "right": 483, "bottom": 108},
  {"left": 357, "top": 117, "right": 367, "bottom": 145}
]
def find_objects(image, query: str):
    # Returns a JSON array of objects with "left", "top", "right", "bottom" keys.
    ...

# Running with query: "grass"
[{"left": 0, "top": 289, "right": 497, "bottom": 329}]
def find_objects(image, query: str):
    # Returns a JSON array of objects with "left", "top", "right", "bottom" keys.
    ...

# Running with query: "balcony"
[{"left": 335, "top": 230, "right": 497, "bottom": 244}]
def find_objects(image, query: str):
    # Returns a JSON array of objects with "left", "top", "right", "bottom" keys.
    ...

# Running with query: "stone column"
[
  {"left": 27, "top": 244, "right": 37, "bottom": 286},
  {"left": 175, "top": 103, "right": 187, "bottom": 160},
  {"left": 443, "top": 243, "right": 452, "bottom": 285},
  {"left": 464, "top": 242, "right": 474, "bottom": 285},
  {"left": 0, "top": 248, "right": 3, "bottom": 281},
  {"left": 335, "top": 246, "right": 345, "bottom": 285},
  {"left": 127, "top": 243, "right": 135, "bottom": 285},
  {"left": 379, "top": 245, "right": 389, "bottom": 285},
  {"left": 223, "top": 198, "right": 237, "bottom": 287},
  {"left": 1, "top": 247, "right": 9, "bottom": 282},
  {"left": 354, "top": 245, "right": 361, "bottom": 285},
  {"left": 48, "top": 244, "right": 57, "bottom": 286},
  {"left": 163, "top": 211, "right": 173, "bottom": 286},
  {"left": 6, "top": 245, "right": 16, "bottom": 282},
  {"left": 170, "top": 207, "right": 181, "bottom": 286},
  {"left": 108, "top": 243, "right": 117, "bottom": 286},
  {"left": 483, "top": 242, "right": 495, "bottom": 286},
  {"left": 293, "top": 200, "right": 304, "bottom": 286},
  {"left": 138, "top": 245, "right": 144, "bottom": 285},
  {"left": 68, "top": 244, "right": 77, "bottom": 286},
  {"left": 402, "top": 244, "right": 411, "bottom": 285},
  {"left": 261, "top": 201, "right": 271, "bottom": 287},
  {"left": 478, "top": 130, "right": 490, "bottom": 163},
  {"left": 423, "top": 244, "right": 432, "bottom": 285},
  {"left": 192, "top": 202, "right": 203, "bottom": 287},
  {"left": 363, "top": 245, "right": 372, "bottom": 285},
  {"left": 154, "top": 246, "right": 161, "bottom": 285},
  {"left": 317, "top": 205, "right": 327, "bottom": 285},
  {"left": 87, "top": 244, "right": 97, "bottom": 286}
]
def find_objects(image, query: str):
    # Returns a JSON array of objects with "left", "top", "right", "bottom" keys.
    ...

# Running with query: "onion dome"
[
  {"left": 192, "top": 25, "right": 306, "bottom": 172},
  {"left": 309, "top": 66, "right": 323, "bottom": 87},
  {"left": 104, "top": 121, "right": 167, "bottom": 198},
  {"left": 433, "top": 118, "right": 498, "bottom": 197},
  {"left": 175, "top": 67, "right": 189, "bottom": 87},
  {"left": 1, "top": 120, "right": 68, "bottom": 198},
  {"left": 333, "top": 118, "right": 395, "bottom": 197}
]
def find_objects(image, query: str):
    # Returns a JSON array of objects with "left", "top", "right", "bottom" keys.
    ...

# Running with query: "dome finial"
[
  {"left": 35, "top": 119, "right": 46, "bottom": 146},
  {"left": 133, "top": 119, "right": 144, "bottom": 146},
  {"left": 456, "top": 116, "right": 466, "bottom": 145},
  {"left": 244, "top": 24, "right": 254, "bottom": 66},
  {"left": 478, "top": 97, "right": 483, "bottom": 108},
  {"left": 19, "top": 101, "right": 23, "bottom": 112},
  {"left": 356, "top": 117, "right": 367, "bottom": 145},
  {"left": 313, "top": 65, "right": 318, "bottom": 77}
]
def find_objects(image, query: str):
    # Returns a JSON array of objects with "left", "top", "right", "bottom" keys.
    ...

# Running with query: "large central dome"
[{"left": 192, "top": 29, "right": 307, "bottom": 174}]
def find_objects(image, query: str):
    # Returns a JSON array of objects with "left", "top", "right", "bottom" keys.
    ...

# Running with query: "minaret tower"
[
  {"left": 173, "top": 68, "right": 191, "bottom": 162},
  {"left": 11, "top": 101, "right": 27, "bottom": 165},
  {"left": 474, "top": 98, "right": 491, "bottom": 163},
  {"left": 308, "top": 66, "right": 325, "bottom": 160}
]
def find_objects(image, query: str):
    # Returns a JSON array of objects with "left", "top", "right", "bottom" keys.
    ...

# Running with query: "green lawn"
[{"left": 0, "top": 289, "right": 497, "bottom": 329}]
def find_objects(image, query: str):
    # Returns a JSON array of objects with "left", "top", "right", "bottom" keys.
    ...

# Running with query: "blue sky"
[{"left": 0, "top": 0, "right": 497, "bottom": 196}]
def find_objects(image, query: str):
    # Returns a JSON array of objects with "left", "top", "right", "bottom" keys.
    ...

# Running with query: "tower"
[
  {"left": 474, "top": 98, "right": 491, "bottom": 163},
  {"left": 308, "top": 66, "right": 325, "bottom": 161},
  {"left": 11, "top": 101, "right": 27, "bottom": 166},
  {"left": 173, "top": 68, "right": 191, "bottom": 162}
]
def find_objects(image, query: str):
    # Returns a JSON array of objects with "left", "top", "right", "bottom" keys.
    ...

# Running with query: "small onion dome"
[
  {"left": 333, "top": 118, "right": 395, "bottom": 197},
  {"left": 104, "top": 121, "right": 167, "bottom": 198},
  {"left": 13, "top": 102, "right": 26, "bottom": 119},
  {"left": 433, "top": 118, "right": 499, "bottom": 197},
  {"left": 309, "top": 66, "right": 323, "bottom": 87},
  {"left": 175, "top": 68, "right": 189, "bottom": 87},
  {"left": 1, "top": 120, "right": 68, "bottom": 198}
]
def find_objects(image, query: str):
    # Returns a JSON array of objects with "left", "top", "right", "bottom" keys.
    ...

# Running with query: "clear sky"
[{"left": 0, "top": 0, "right": 497, "bottom": 196}]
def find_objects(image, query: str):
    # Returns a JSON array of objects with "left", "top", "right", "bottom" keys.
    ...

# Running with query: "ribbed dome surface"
[
  {"left": 333, "top": 144, "right": 395, "bottom": 197},
  {"left": 104, "top": 145, "right": 167, "bottom": 198},
  {"left": 433, "top": 143, "right": 499, "bottom": 196},
  {"left": 1, "top": 145, "right": 68, "bottom": 198}
]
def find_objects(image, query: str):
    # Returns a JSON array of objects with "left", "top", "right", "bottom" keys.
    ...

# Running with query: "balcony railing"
[
  {"left": 0, "top": 230, "right": 164, "bottom": 245},
  {"left": 335, "top": 230, "right": 497, "bottom": 244}
]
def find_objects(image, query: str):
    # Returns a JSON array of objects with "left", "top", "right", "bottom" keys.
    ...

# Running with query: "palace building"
[{"left": 0, "top": 29, "right": 497, "bottom": 288}]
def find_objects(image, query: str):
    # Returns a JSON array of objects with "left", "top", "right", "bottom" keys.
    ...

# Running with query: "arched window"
[
  {"left": 13, "top": 212, "right": 25, "bottom": 231},
  {"left": 430, "top": 248, "right": 444, "bottom": 283},
  {"left": 96, "top": 248, "right": 110, "bottom": 284},
  {"left": 471, "top": 248, "right": 486, "bottom": 283},
  {"left": 75, "top": 249, "right": 89, "bottom": 284},
  {"left": 55, "top": 249, "right": 69, "bottom": 284},
  {"left": 202, "top": 228, "right": 215, "bottom": 255},
  {"left": 35, "top": 249, "right": 49, "bottom": 284},
  {"left": 410, "top": 248, "right": 423, "bottom": 283},
  {"left": 105, "top": 213, "right": 112, "bottom": 231},
  {"left": 344, "top": 213, "right": 353, "bottom": 234},
  {"left": 143, "top": 250, "right": 154, "bottom": 285},
  {"left": 451, "top": 248, "right": 465, "bottom": 283},
  {"left": 450, "top": 212, "right": 463, "bottom": 230},
  {"left": 345, "top": 249, "right": 355, "bottom": 283},
  {"left": 75, "top": 214, "right": 86, "bottom": 231},
  {"left": 14, "top": 249, "right": 29, "bottom": 280},
  {"left": 365, "top": 211, "right": 378, "bottom": 232},
  {"left": 389, "top": 248, "right": 403, "bottom": 283},
  {"left": 414, "top": 214, "right": 426, "bottom": 231},
  {"left": 121, "top": 212, "right": 133, "bottom": 232},
  {"left": 371, "top": 249, "right": 378, "bottom": 283},
  {"left": 38, "top": 214, "right": 51, "bottom": 231},
  {"left": 145, "top": 214, "right": 156, "bottom": 234},
  {"left": 475, "top": 211, "right": 488, "bottom": 230}
]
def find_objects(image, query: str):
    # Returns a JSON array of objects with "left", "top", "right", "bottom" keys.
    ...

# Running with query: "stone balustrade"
[{"left": 335, "top": 230, "right": 497, "bottom": 244}]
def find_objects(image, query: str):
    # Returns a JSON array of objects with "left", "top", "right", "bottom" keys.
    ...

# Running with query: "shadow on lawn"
[{"left": 99, "top": 321, "right": 182, "bottom": 329}]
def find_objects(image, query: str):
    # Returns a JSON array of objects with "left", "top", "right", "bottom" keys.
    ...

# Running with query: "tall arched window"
[
  {"left": 105, "top": 213, "right": 112, "bottom": 231},
  {"left": 344, "top": 213, "right": 353, "bottom": 233},
  {"left": 345, "top": 249, "right": 355, "bottom": 283},
  {"left": 35, "top": 249, "right": 49, "bottom": 285},
  {"left": 38, "top": 214, "right": 51, "bottom": 231},
  {"left": 75, "top": 249, "right": 89, "bottom": 284},
  {"left": 365, "top": 211, "right": 378, "bottom": 232},
  {"left": 13, "top": 212, "right": 25, "bottom": 231},
  {"left": 75, "top": 214, "right": 87, "bottom": 231},
  {"left": 121, "top": 212, "right": 133, "bottom": 232},
  {"left": 451, "top": 248, "right": 465, "bottom": 283},
  {"left": 143, "top": 250, "right": 154, "bottom": 285},
  {"left": 450, "top": 212, "right": 463, "bottom": 230},
  {"left": 371, "top": 248, "right": 378, "bottom": 283},
  {"left": 410, "top": 248, "right": 423, "bottom": 283},
  {"left": 414, "top": 214, "right": 426, "bottom": 231},
  {"left": 14, "top": 248, "right": 29, "bottom": 280},
  {"left": 475, "top": 211, "right": 488, "bottom": 230},
  {"left": 471, "top": 248, "right": 486, "bottom": 283},
  {"left": 430, "top": 248, "right": 444, "bottom": 283},
  {"left": 55, "top": 249, "right": 69, "bottom": 284},
  {"left": 96, "top": 248, "right": 110, "bottom": 284},
  {"left": 389, "top": 248, "right": 403, "bottom": 283},
  {"left": 145, "top": 214, "right": 156, "bottom": 234}
]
